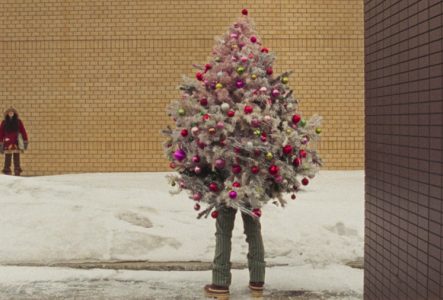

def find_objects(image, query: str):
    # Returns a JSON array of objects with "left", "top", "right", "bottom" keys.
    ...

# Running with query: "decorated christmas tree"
[{"left": 162, "top": 9, "right": 323, "bottom": 219}]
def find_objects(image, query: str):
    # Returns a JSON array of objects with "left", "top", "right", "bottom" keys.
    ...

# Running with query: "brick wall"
[
  {"left": 364, "top": 0, "right": 443, "bottom": 299},
  {"left": 0, "top": 0, "right": 364, "bottom": 175}
]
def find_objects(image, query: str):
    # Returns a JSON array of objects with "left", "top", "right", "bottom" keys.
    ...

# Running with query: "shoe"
[
  {"left": 249, "top": 281, "right": 264, "bottom": 293},
  {"left": 204, "top": 284, "right": 229, "bottom": 299}
]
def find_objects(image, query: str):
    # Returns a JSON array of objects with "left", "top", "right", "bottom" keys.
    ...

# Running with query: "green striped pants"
[{"left": 212, "top": 206, "right": 266, "bottom": 286}]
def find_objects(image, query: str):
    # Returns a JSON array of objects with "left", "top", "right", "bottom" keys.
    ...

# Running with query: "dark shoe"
[
  {"left": 249, "top": 281, "right": 264, "bottom": 293},
  {"left": 204, "top": 284, "right": 229, "bottom": 299},
  {"left": 2, "top": 169, "right": 11, "bottom": 175}
]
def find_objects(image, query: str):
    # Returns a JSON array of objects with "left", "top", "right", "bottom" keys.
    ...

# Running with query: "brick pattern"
[
  {"left": 0, "top": 0, "right": 364, "bottom": 175},
  {"left": 364, "top": 0, "right": 443, "bottom": 299}
]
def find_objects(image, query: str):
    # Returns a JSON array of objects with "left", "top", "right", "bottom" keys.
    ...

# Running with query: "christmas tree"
[{"left": 162, "top": 9, "right": 323, "bottom": 219}]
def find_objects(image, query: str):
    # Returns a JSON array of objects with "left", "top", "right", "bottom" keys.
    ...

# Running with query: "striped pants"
[{"left": 212, "top": 206, "right": 266, "bottom": 286}]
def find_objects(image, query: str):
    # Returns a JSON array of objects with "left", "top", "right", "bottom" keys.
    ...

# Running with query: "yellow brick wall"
[{"left": 0, "top": 0, "right": 364, "bottom": 175}]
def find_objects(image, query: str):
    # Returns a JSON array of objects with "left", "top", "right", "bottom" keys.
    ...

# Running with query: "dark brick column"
[{"left": 364, "top": 0, "right": 442, "bottom": 299}]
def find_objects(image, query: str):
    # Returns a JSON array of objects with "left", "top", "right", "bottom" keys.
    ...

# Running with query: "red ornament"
[
  {"left": 202, "top": 114, "right": 210, "bottom": 121},
  {"left": 293, "top": 157, "right": 301, "bottom": 167},
  {"left": 181, "top": 129, "right": 188, "bottom": 137},
  {"left": 252, "top": 208, "right": 262, "bottom": 217},
  {"left": 261, "top": 47, "right": 269, "bottom": 53},
  {"left": 301, "top": 178, "right": 309, "bottom": 185},
  {"left": 244, "top": 106, "right": 253, "bottom": 114},
  {"left": 250, "top": 36, "right": 257, "bottom": 43},
  {"left": 194, "top": 203, "right": 201, "bottom": 211},
  {"left": 227, "top": 110, "right": 235, "bottom": 117},
  {"left": 283, "top": 145, "right": 293, "bottom": 155},
  {"left": 196, "top": 72, "right": 204, "bottom": 81},
  {"left": 292, "top": 114, "right": 301, "bottom": 124},
  {"left": 241, "top": 8, "right": 248, "bottom": 15},
  {"left": 211, "top": 210, "right": 219, "bottom": 219},
  {"left": 200, "top": 98, "right": 208, "bottom": 106},
  {"left": 204, "top": 64, "right": 212, "bottom": 72},
  {"left": 209, "top": 182, "right": 219, "bottom": 192},
  {"left": 233, "top": 181, "right": 241, "bottom": 187},
  {"left": 266, "top": 67, "right": 273, "bottom": 75},
  {"left": 169, "top": 162, "right": 176, "bottom": 169},
  {"left": 251, "top": 166, "right": 260, "bottom": 174},
  {"left": 260, "top": 135, "right": 267, "bottom": 142},
  {"left": 197, "top": 141, "right": 206, "bottom": 149},
  {"left": 291, "top": 194, "right": 296, "bottom": 200},
  {"left": 268, "top": 165, "right": 279, "bottom": 175},
  {"left": 299, "top": 149, "right": 307, "bottom": 158},
  {"left": 232, "top": 164, "right": 242, "bottom": 174}
]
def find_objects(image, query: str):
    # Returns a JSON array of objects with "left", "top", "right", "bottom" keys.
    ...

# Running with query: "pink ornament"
[
  {"left": 232, "top": 164, "right": 242, "bottom": 174},
  {"left": 230, "top": 33, "right": 238, "bottom": 39},
  {"left": 260, "top": 135, "right": 267, "bottom": 142},
  {"left": 192, "top": 155, "right": 200, "bottom": 163},
  {"left": 194, "top": 166, "right": 202, "bottom": 174},
  {"left": 264, "top": 115, "right": 272, "bottom": 121},
  {"left": 251, "top": 118, "right": 261, "bottom": 127},
  {"left": 174, "top": 149, "right": 186, "bottom": 161},
  {"left": 179, "top": 181, "right": 186, "bottom": 188},
  {"left": 272, "top": 89, "right": 280, "bottom": 97},
  {"left": 248, "top": 53, "right": 254, "bottom": 59},
  {"left": 191, "top": 127, "right": 199, "bottom": 135},
  {"left": 215, "top": 159, "right": 226, "bottom": 169},
  {"left": 236, "top": 80, "right": 245, "bottom": 88},
  {"left": 229, "top": 190, "right": 238, "bottom": 199},
  {"left": 259, "top": 87, "right": 267, "bottom": 92},
  {"left": 275, "top": 175, "right": 283, "bottom": 183},
  {"left": 216, "top": 121, "right": 225, "bottom": 129},
  {"left": 193, "top": 192, "right": 202, "bottom": 201},
  {"left": 240, "top": 56, "right": 248, "bottom": 62},
  {"left": 194, "top": 203, "right": 201, "bottom": 211},
  {"left": 301, "top": 136, "right": 309, "bottom": 144}
]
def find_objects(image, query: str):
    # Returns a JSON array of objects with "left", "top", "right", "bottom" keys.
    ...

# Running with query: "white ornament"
[{"left": 221, "top": 103, "right": 230, "bottom": 112}]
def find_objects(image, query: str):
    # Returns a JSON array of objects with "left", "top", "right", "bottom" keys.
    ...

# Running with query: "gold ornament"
[
  {"left": 281, "top": 77, "right": 289, "bottom": 84},
  {"left": 286, "top": 128, "right": 292, "bottom": 134},
  {"left": 254, "top": 129, "right": 261, "bottom": 136},
  {"left": 265, "top": 152, "right": 273, "bottom": 160},
  {"left": 315, "top": 128, "right": 322, "bottom": 134},
  {"left": 237, "top": 66, "right": 245, "bottom": 74},
  {"left": 251, "top": 74, "right": 257, "bottom": 80},
  {"left": 216, "top": 83, "right": 223, "bottom": 89},
  {"left": 178, "top": 108, "right": 185, "bottom": 116}
]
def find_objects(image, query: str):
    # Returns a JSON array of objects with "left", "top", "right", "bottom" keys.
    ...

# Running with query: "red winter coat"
[{"left": 0, "top": 119, "right": 28, "bottom": 150}]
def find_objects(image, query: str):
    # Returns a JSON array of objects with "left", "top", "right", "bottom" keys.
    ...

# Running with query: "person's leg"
[
  {"left": 241, "top": 211, "right": 266, "bottom": 285},
  {"left": 2, "top": 153, "right": 12, "bottom": 175},
  {"left": 13, "top": 153, "right": 22, "bottom": 176},
  {"left": 212, "top": 206, "right": 237, "bottom": 287}
]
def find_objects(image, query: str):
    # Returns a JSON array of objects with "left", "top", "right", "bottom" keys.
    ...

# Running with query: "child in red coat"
[{"left": 0, "top": 107, "right": 29, "bottom": 176}]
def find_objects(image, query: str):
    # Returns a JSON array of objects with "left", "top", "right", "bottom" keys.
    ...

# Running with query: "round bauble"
[
  {"left": 173, "top": 149, "right": 186, "bottom": 161},
  {"left": 299, "top": 119, "right": 306, "bottom": 127},
  {"left": 241, "top": 8, "right": 248, "bottom": 15},
  {"left": 265, "top": 152, "right": 273, "bottom": 160},
  {"left": 211, "top": 210, "right": 219, "bottom": 218},
  {"left": 192, "top": 155, "right": 200, "bottom": 163},
  {"left": 178, "top": 108, "right": 185, "bottom": 116},
  {"left": 191, "top": 127, "right": 199, "bottom": 135},
  {"left": 233, "top": 181, "right": 241, "bottom": 187},
  {"left": 250, "top": 36, "right": 257, "bottom": 43},
  {"left": 236, "top": 66, "right": 245, "bottom": 74},
  {"left": 266, "top": 67, "right": 273, "bottom": 75},
  {"left": 193, "top": 192, "right": 202, "bottom": 201},
  {"left": 302, "top": 178, "right": 309, "bottom": 186},
  {"left": 252, "top": 208, "right": 262, "bottom": 217},
  {"left": 215, "top": 83, "right": 223, "bottom": 89},
  {"left": 281, "top": 77, "right": 289, "bottom": 84},
  {"left": 215, "top": 159, "right": 226, "bottom": 169},
  {"left": 229, "top": 190, "right": 238, "bottom": 199},
  {"left": 292, "top": 114, "right": 301, "bottom": 124},
  {"left": 244, "top": 106, "right": 253, "bottom": 114},
  {"left": 194, "top": 203, "right": 201, "bottom": 211},
  {"left": 251, "top": 118, "right": 260, "bottom": 127},
  {"left": 272, "top": 89, "right": 280, "bottom": 97},
  {"left": 208, "top": 127, "right": 216, "bottom": 134},
  {"left": 251, "top": 74, "right": 257, "bottom": 80},
  {"left": 268, "top": 165, "right": 279, "bottom": 175},
  {"left": 251, "top": 166, "right": 260, "bottom": 174},
  {"left": 299, "top": 149, "right": 307, "bottom": 158},
  {"left": 315, "top": 128, "right": 322, "bottom": 134},
  {"left": 293, "top": 157, "right": 301, "bottom": 167},
  {"left": 200, "top": 98, "right": 208, "bottom": 106},
  {"left": 227, "top": 110, "right": 235, "bottom": 117},
  {"left": 209, "top": 182, "right": 219, "bottom": 192},
  {"left": 221, "top": 103, "right": 230, "bottom": 112},
  {"left": 169, "top": 162, "right": 176, "bottom": 169},
  {"left": 181, "top": 129, "right": 188, "bottom": 137},
  {"left": 194, "top": 166, "right": 202, "bottom": 174},
  {"left": 236, "top": 80, "right": 245, "bottom": 88},
  {"left": 232, "top": 164, "right": 242, "bottom": 174},
  {"left": 196, "top": 72, "right": 204, "bottom": 81},
  {"left": 283, "top": 145, "right": 293, "bottom": 155}
]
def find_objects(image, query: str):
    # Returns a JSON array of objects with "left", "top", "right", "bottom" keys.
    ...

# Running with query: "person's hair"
[{"left": 4, "top": 112, "right": 19, "bottom": 132}]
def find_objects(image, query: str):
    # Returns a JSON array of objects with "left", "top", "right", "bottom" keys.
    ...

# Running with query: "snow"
[{"left": 0, "top": 170, "right": 364, "bottom": 299}]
